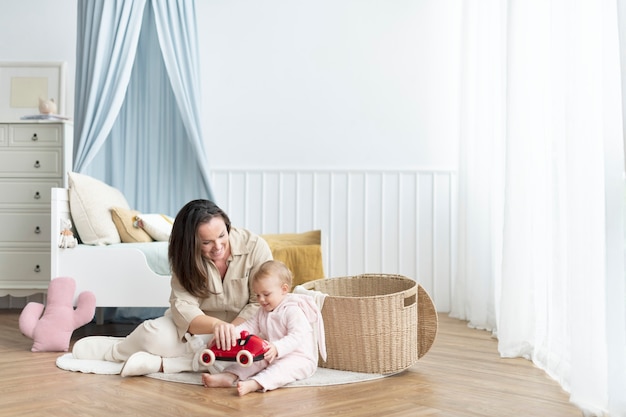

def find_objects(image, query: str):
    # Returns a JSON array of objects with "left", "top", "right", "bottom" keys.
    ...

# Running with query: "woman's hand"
[{"left": 212, "top": 322, "right": 238, "bottom": 350}]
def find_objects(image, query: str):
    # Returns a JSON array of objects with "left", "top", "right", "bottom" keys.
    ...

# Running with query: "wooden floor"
[{"left": 0, "top": 309, "right": 582, "bottom": 417}]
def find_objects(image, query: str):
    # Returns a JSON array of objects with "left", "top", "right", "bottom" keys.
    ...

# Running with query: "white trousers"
[{"left": 107, "top": 315, "right": 213, "bottom": 373}]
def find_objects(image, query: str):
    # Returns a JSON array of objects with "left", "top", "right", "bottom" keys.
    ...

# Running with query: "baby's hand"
[{"left": 263, "top": 343, "right": 278, "bottom": 363}]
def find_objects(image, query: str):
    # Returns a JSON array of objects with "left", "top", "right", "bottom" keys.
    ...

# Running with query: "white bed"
[
  {"left": 50, "top": 187, "right": 171, "bottom": 308},
  {"left": 50, "top": 186, "right": 326, "bottom": 311}
]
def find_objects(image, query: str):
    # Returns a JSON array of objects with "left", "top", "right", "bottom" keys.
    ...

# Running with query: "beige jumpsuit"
[{"left": 107, "top": 227, "right": 272, "bottom": 368}]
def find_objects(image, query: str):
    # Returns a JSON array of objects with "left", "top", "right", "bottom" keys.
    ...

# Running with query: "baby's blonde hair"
[{"left": 253, "top": 260, "right": 293, "bottom": 290}]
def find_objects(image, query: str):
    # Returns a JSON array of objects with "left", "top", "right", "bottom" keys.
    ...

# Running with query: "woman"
[{"left": 72, "top": 199, "right": 273, "bottom": 376}]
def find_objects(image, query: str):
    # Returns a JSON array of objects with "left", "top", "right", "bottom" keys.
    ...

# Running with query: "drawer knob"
[
  {"left": 34, "top": 160, "right": 40, "bottom": 168},
  {"left": 34, "top": 226, "right": 41, "bottom": 234},
  {"left": 34, "top": 264, "right": 41, "bottom": 273},
  {"left": 34, "top": 191, "right": 41, "bottom": 199},
  {"left": 31, "top": 133, "right": 38, "bottom": 141}
]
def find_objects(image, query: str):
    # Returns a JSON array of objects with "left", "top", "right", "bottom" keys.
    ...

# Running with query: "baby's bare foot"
[
  {"left": 202, "top": 372, "right": 237, "bottom": 388},
  {"left": 237, "top": 379, "right": 262, "bottom": 396}
]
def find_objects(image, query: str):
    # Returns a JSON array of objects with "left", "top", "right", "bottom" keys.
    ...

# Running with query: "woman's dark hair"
[{"left": 168, "top": 199, "right": 231, "bottom": 297}]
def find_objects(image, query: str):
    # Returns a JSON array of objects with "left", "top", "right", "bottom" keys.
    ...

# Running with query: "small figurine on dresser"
[{"left": 38, "top": 97, "right": 58, "bottom": 115}]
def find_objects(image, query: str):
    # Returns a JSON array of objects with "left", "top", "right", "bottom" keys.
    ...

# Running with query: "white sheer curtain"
[
  {"left": 452, "top": 0, "right": 626, "bottom": 415},
  {"left": 452, "top": 0, "right": 505, "bottom": 332}
]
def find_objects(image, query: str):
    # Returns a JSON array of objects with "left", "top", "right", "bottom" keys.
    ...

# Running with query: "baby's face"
[{"left": 253, "top": 275, "right": 288, "bottom": 312}]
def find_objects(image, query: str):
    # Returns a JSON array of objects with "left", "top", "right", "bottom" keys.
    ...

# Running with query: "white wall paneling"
[{"left": 211, "top": 169, "right": 456, "bottom": 312}]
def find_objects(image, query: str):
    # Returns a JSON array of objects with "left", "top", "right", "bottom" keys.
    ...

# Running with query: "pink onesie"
[{"left": 225, "top": 293, "right": 326, "bottom": 391}]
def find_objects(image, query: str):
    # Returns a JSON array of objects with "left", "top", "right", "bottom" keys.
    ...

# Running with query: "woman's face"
[{"left": 197, "top": 217, "right": 230, "bottom": 263}]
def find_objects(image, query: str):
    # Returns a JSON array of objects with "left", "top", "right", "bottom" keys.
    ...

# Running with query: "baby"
[{"left": 202, "top": 260, "right": 326, "bottom": 395}]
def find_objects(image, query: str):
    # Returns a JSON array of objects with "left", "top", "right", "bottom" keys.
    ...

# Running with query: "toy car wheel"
[
  {"left": 199, "top": 349, "right": 216, "bottom": 366},
  {"left": 236, "top": 350, "right": 254, "bottom": 367}
]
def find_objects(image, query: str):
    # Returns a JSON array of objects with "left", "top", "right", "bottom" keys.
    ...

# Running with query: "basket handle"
[
  {"left": 403, "top": 293, "right": 416, "bottom": 308},
  {"left": 403, "top": 284, "right": 417, "bottom": 308}
]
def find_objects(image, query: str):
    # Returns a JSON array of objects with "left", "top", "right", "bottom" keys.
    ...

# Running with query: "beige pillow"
[
  {"left": 68, "top": 172, "right": 130, "bottom": 245},
  {"left": 135, "top": 213, "right": 174, "bottom": 241},
  {"left": 110, "top": 207, "right": 153, "bottom": 243}
]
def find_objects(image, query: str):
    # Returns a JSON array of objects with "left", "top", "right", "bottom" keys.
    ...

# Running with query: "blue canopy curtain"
[{"left": 73, "top": 0, "right": 213, "bottom": 215}]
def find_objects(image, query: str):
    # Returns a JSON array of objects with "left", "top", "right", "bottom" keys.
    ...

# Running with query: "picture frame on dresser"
[{"left": 0, "top": 62, "right": 66, "bottom": 120}]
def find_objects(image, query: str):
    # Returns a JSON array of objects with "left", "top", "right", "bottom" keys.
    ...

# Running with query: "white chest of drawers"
[{"left": 0, "top": 121, "right": 72, "bottom": 297}]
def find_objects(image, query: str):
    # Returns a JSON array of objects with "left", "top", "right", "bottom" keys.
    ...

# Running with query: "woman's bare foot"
[
  {"left": 202, "top": 372, "right": 237, "bottom": 388},
  {"left": 237, "top": 379, "right": 262, "bottom": 396}
]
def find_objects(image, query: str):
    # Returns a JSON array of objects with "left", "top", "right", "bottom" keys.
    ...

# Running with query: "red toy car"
[{"left": 199, "top": 330, "right": 270, "bottom": 368}]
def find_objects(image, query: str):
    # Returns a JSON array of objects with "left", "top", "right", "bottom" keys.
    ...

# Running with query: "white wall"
[
  {"left": 0, "top": 0, "right": 460, "bottom": 171},
  {"left": 0, "top": 0, "right": 77, "bottom": 117},
  {"left": 197, "top": 0, "right": 461, "bottom": 170}
]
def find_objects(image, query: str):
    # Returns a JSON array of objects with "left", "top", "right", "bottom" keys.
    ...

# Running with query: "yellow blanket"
[{"left": 261, "top": 230, "right": 325, "bottom": 287}]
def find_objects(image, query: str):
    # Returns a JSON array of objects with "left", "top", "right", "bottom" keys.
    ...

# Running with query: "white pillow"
[
  {"left": 135, "top": 213, "right": 174, "bottom": 241},
  {"left": 68, "top": 172, "right": 130, "bottom": 245}
]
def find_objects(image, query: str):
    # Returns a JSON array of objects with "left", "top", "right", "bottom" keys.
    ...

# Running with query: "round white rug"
[{"left": 56, "top": 353, "right": 393, "bottom": 387}]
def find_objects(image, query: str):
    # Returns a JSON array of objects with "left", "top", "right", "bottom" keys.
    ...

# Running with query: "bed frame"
[{"left": 50, "top": 187, "right": 171, "bottom": 308}]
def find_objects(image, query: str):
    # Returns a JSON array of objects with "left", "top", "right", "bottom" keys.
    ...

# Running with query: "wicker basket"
[{"left": 302, "top": 274, "right": 435, "bottom": 375}]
